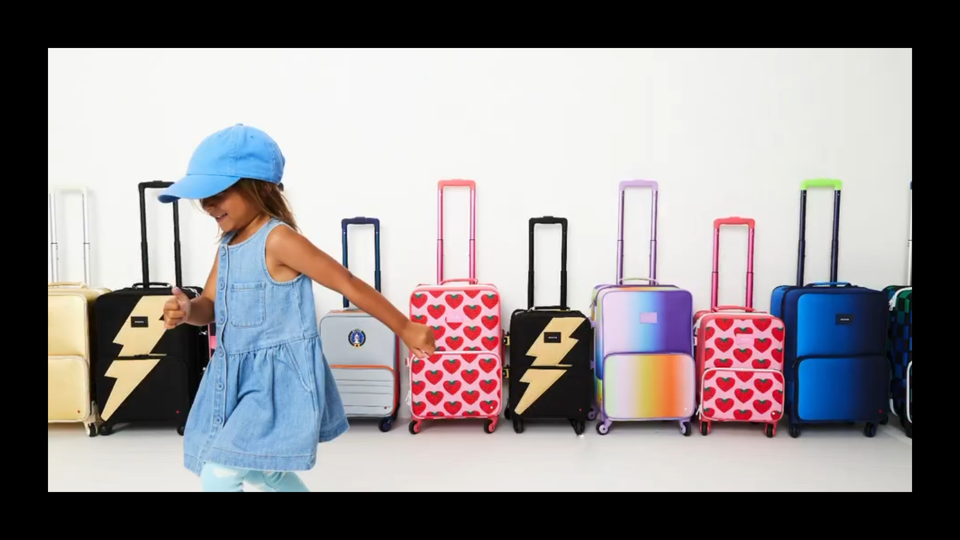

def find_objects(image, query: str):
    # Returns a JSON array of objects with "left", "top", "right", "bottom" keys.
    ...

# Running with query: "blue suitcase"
[{"left": 771, "top": 179, "right": 890, "bottom": 438}]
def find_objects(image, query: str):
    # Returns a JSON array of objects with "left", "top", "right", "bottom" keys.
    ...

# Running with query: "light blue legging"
[{"left": 200, "top": 463, "right": 310, "bottom": 492}]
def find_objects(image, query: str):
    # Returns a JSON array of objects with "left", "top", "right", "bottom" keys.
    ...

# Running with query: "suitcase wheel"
[
  {"left": 378, "top": 418, "right": 393, "bottom": 432},
  {"left": 569, "top": 419, "right": 585, "bottom": 435},
  {"left": 596, "top": 421, "right": 611, "bottom": 435},
  {"left": 901, "top": 418, "right": 912, "bottom": 438},
  {"left": 764, "top": 423, "right": 776, "bottom": 438},
  {"left": 512, "top": 417, "right": 524, "bottom": 434},
  {"left": 789, "top": 424, "right": 801, "bottom": 438},
  {"left": 863, "top": 422, "right": 878, "bottom": 438},
  {"left": 177, "top": 425, "right": 185, "bottom": 436},
  {"left": 679, "top": 421, "right": 691, "bottom": 436},
  {"left": 483, "top": 418, "right": 497, "bottom": 434},
  {"left": 408, "top": 420, "right": 422, "bottom": 435},
  {"left": 700, "top": 421, "right": 711, "bottom": 436}
]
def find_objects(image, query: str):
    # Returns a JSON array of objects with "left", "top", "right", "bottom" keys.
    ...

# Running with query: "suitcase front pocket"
[
  {"left": 700, "top": 368, "right": 784, "bottom": 423},
  {"left": 409, "top": 351, "right": 502, "bottom": 419},
  {"left": 48, "top": 355, "right": 91, "bottom": 421},
  {"left": 601, "top": 352, "right": 696, "bottom": 420},
  {"left": 331, "top": 365, "right": 397, "bottom": 417},
  {"left": 794, "top": 355, "right": 890, "bottom": 422}
]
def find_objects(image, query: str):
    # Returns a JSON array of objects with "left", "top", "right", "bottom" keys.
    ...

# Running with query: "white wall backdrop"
[{"left": 48, "top": 48, "right": 912, "bottom": 334}]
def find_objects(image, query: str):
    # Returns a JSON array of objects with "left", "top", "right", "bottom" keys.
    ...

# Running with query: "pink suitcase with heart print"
[
  {"left": 693, "top": 217, "right": 785, "bottom": 437},
  {"left": 407, "top": 180, "right": 503, "bottom": 435}
]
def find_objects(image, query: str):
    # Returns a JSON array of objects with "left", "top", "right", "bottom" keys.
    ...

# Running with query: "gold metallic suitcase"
[{"left": 48, "top": 188, "right": 109, "bottom": 436}]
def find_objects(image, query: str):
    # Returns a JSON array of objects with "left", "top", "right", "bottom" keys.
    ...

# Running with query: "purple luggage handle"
[{"left": 617, "top": 180, "right": 659, "bottom": 281}]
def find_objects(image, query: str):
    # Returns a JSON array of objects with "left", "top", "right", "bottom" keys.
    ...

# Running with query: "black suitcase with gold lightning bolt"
[
  {"left": 505, "top": 217, "right": 593, "bottom": 435},
  {"left": 93, "top": 181, "right": 208, "bottom": 436}
]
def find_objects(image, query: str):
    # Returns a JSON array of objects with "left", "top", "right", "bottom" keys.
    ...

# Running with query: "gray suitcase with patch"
[{"left": 319, "top": 217, "right": 400, "bottom": 432}]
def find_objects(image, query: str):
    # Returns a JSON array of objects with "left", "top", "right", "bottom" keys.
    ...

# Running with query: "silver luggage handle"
[{"left": 48, "top": 187, "right": 91, "bottom": 285}]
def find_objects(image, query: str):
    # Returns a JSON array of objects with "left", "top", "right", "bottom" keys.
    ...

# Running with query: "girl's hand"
[{"left": 401, "top": 321, "right": 436, "bottom": 359}]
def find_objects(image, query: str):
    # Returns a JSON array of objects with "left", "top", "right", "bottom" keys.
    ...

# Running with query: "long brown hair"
[
  {"left": 234, "top": 178, "right": 298, "bottom": 231},
  {"left": 202, "top": 178, "right": 298, "bottom": 240}
]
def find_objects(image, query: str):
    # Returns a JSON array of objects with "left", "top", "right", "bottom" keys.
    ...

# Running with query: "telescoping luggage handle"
[
  {"left": 617, "top": 180, "right": 659, "bottom": 282},
  {"left": 341, "top": 217, "right": 381, "bottom": 308},
  {"left": 528, "top": 216, "right": 568, "bottom": 310},
  {"left": 437, "top": 179, "right": 477, "bottom": 284},
  {"left": 711, "top": 217, "right": 756, "bottom": 311},
  {"left": 48, "top": 187, "right": 92, "bottom": 285},
  {"left": 139, "top": 181, "right": 183, "bottom": 289},
  {"left": 797, "top": 178, "right": 841, "bottom": 287},
  {"left": 907, "top": 181, "right": 912, "bottom": 285}
]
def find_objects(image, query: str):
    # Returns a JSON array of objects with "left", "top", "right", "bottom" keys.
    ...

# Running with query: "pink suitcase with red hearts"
[
  {"left": 407, "top": 180, "right": 503, "bottom": 435},
  {"left": 693, "top": 217, "right": 785, "bottom": 437}
]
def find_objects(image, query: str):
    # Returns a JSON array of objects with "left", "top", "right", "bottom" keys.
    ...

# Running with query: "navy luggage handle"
[
  {"left": 797, "top": 179, "right": 841, "bottom": 287},
  {"left": 341, "top": 217, "right": 381, "bottom": 308},
  {"left": 528, "top": 216, "right": 568, "bottom": 310},
  {"left": 138, "top": 181, "right": 183, "bottom": 289}
]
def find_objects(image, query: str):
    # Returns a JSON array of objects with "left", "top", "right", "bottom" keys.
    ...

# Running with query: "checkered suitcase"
[{"left": 884, "top": 182, "right": 912, "bottom": 438}]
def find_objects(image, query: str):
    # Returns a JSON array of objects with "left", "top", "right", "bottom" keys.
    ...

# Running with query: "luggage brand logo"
[
  {"left": 101, "top": 295, "right": 170, "bottom": 421},
  {"left": 515, "top": 317, "right": 586, "bottom": 415},
  {"left": 348, "top": 329, "right": 366, "bottom": 347}
]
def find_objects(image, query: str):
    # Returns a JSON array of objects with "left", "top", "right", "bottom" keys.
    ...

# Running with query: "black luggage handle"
[
  {"left": 138, "top": 181, "right": 182, "bottom": 288},
  {"left": 527, "top": 216, "right": 568, "bottom": 310},
  {"left": 797, "top": 179, "right": 841, "bottom": 286},
  {"left": 340, "top": 217, "right": 381, "bottom": 308}
]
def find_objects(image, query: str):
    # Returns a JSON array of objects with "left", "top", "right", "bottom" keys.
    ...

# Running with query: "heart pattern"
[
  {"left": 409, "top": 284, "right": 502, "bottom": 419},
  {"left": 694, "top": 312, "right": 785, "bottom": 423}
]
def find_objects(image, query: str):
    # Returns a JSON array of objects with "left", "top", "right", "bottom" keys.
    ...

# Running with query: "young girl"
[{"left": 158, "top": 124, "right": 436, "bottom": 492}]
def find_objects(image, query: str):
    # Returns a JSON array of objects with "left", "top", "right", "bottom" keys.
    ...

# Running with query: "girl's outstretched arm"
[{"left": 268, "top": 225, "right": 436, "bottom": 358}]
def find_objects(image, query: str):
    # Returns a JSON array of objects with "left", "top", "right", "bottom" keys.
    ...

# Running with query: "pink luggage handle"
[
  {"left": 712, "top": 305, "right": 756, "bottom": 313},
  {"left": 711, "top": 216, "right": 755, "bottom": 311},
  {"left": 437, "top": 180, "right": 476, "bottom": 283},
  {"left": 617, "top": 180, "right": 659, "bottom": 282}
]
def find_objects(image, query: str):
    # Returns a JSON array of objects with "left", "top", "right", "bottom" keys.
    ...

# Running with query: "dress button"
[
  {"left": 218, "top": 280, "right": 224, "bottom": 290},
  {"left": 214, "top": 416, "right": 222, "bottom": 425},
  {"left": 216, "top": 383, "right": 224, "bottom": 391}
]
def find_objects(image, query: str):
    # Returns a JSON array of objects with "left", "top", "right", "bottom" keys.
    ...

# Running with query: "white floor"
[{"left": 48, "top": 415, "right": 912, "bottom": 491}]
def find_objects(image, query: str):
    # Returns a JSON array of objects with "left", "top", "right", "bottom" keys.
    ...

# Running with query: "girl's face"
[{"left": 200, "top": 187, "right": 258, "bottom": 233}]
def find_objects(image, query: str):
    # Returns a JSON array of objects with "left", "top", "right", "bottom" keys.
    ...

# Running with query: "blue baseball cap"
[{"left": 158, "top": 124, "right": 285, "bottom": 203}]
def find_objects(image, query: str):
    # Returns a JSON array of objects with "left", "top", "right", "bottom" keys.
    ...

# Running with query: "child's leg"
[
  {"left": 245, "top": 470, "right": 310, "bottom": 492},
  {"left": 199, "top": 463, "right": 247, "bottom": 492}
]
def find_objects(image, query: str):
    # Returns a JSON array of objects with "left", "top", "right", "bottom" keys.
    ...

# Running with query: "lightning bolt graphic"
[
  {"left": 514, "top": 317, "right": 585, "bottom": 416},
  {"left": 101, "top": 295, "right": 170, "bottom": 421}
]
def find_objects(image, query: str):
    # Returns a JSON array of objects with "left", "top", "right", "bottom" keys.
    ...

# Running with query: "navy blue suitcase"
[{"left": 771, "top": 179, "right": 890, "bottom": 438}]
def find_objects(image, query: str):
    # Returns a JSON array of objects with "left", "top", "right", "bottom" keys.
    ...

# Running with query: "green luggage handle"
[
  {"left": 800, "top": 178, "right": 843, "bottom": 191},
  {"left": 797, "top": 178, "right": 843, "bottom": 286}
]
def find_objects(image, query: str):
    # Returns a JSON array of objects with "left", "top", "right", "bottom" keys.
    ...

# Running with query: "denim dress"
[{"left": 183, "top": 218, "right": 349, "bottom": 476}]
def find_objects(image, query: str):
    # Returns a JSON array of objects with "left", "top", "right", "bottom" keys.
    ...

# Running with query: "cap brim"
[{"left": 157, "top": 174, "right": 242, "bottom": 203}]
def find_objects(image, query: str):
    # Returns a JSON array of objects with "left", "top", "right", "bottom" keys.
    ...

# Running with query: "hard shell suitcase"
[
  {"left": 884, "top": 182, "right": 912, "bottom": 438},
  {"left": 770, "top": 179, "right": 890, "bottom": 438},
  {"left": 591, "top": 180, "right": 696, "bottom": 436},
  {"left": 407, "top": 180, "right": 503, "bottom": 434},
  {"left": 48, "top": 187, "right": 110, "bottom": 436},
  {"left": 505, "top": 217, "right": 593, "bottom": 435},
  {"left": 693, "top": 217, "right": 785, "bottom": 437},
  {"left": 92, "top": 181, "right": 209, "bottom": 436},
  {"left": 320, "top": 217, "right": 400, "bottom": 433}
]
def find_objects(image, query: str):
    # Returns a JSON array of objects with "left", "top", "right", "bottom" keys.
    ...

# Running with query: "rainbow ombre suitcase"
[{"left": 591, "top": 180, "right": 696, "bottom": 436}]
